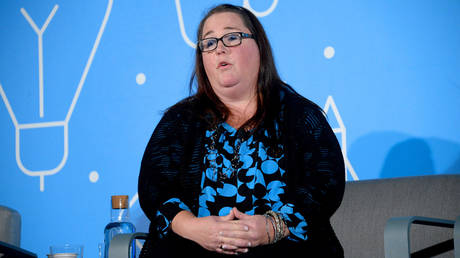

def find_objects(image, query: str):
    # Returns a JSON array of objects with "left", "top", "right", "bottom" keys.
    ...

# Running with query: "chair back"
[
  {"left": 0, "top": 205, "right": 21, "bottom": 246},
  {"left": 331, "top": 174, "right": 460, "bottom": 257}
]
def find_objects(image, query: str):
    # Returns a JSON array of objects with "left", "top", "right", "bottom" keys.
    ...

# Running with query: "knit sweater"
[{"left": 138, "top": 87, "right": 345, "bottom": 257}]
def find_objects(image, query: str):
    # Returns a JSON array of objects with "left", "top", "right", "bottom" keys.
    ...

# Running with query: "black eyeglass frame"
[{"left": 198, "top": 32, "right": 254, "bottom": 52}]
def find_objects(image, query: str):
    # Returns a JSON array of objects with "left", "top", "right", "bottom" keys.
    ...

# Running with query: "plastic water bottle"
[{"left": 104, "top": 195, "right": 136, "bottom": 258}]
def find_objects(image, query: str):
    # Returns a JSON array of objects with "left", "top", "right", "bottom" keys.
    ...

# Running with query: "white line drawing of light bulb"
[
  {"left": 0, "top": 0, "right": 113, "bottom": 192},
  {"left": 323, "top": 96, "right": 359, "bottom": 181},
  {"left": 175, "top": 0, "right": 279, "bottom": 49},
  {"left": 242, "top": 0, "right": 278, "bottom": 17},
  {"left": 22, "top": 5, "right": 59, "bottom": 118},
  {"left": 175, "top": 0, "right": 196, "bottom": 49}
]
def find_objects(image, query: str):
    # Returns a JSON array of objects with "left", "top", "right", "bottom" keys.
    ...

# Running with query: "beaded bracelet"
[
  {"left": 272, "top": 211, "right": 283, "bottom": 243},
  {"left": 263, "top": 214, "right": 272, "bottom": 244},
  {"left": 264, "top": 213, "right": 276, "bottom": 244},
  {"left": 264, "top": 210, "right": 286, "bottom": 243},
  {"left": 274, "top": 212, "right": 283, "bottom": 242}
]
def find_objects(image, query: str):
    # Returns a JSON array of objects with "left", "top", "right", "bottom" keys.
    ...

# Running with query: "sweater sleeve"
[
  {"left": 272, "top": 197, "right": 309, "bottom": 241},
  {"left": 282, "top": 106, "right": 345, "bottom": 242},
  {"left": 155, "top": 198, "right": 191, "bottom": 238},
  {"left": 138, "top": 108, "right": 194, "bottom": 238}
]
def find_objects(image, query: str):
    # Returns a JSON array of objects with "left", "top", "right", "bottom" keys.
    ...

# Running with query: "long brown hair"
[{"left": 189, "top": 4, "right": 309, "bottom": 129}]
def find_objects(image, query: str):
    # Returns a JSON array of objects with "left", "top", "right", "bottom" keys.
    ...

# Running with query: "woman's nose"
[{"left": 215, "top": 40, "right": 228, "bottom": 54}]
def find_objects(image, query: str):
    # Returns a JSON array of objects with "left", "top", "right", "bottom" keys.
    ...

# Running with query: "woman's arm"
[
  {"left": 279, "top": 106, "right": 345, "bottom": 241},
  {"left": 138, "top": 109, "right": 191, "bottom": 236}
]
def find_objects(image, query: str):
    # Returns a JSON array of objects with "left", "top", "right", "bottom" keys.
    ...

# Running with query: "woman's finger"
[
  {"left": 219, "top": 209, "right": 236, "bottom": 221},
  {"left": 217, "top": 245, "right": 240, "bottom": 255},
  {"left": 219, "top": 229, "right": 251, "bottom": 240},
  {"left": 220, "top": 236, "right": 252, "bottom": 249},
  {"left": 218, "top": 244, "right": 249, "bottom": 255},
  {"left": 233, "top": 207, "right": 251, "bottom": 219},
  {"left": 217, "top": 247, "right": 237, "bottom": 255},
  {"left": 220, "top": 220, "right": 250, "bottom": 232}
]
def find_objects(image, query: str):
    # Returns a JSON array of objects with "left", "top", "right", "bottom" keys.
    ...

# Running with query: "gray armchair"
[
  {"left": 384, "top": 216, "right": 460, "bottom": 257},
  {"left": 0, "top": 205, "right": 37, "bottom": 258},
  {"left": 109, "top": 232, "right": 147, "bottom": 258},
  {"left": 331, "top": 174, "right": 460, "bottom": 257},
  {"left": 108, "top": 217, "right": 460, "bottom": 258},
  {"left": 0, "top": 205, "right": 21, "bottom": 246},
  {"left": 109, "top": 174, "right": 460, "bottom": 257}
]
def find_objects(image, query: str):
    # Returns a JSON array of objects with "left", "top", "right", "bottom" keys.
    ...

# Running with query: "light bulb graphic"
[
  {"left": 242, "top": 0, "right": 278, "bottom": 17},
  {"left": 0, "top": 0, "right": 113, "bottom": 192},
  {"left": 174, "top": 0, "right": 279, "bottom": 49}
]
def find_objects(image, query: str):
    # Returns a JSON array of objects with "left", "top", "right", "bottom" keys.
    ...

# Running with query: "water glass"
[{"left": 49, "top": 244, "right": 83, "bottom": 258}]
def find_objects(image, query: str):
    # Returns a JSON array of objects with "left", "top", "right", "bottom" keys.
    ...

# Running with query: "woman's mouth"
[{"left": 217, "top": 61, "right": 231, "bottom": 69}]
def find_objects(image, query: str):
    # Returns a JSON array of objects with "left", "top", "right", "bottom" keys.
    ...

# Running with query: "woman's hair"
[{"left": 189, "top": 4, "right": 289, "bottom": 128}]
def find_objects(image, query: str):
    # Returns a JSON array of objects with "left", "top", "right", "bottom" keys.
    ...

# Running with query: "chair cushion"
[{"left": 330, "top": 174, "right": 460, "bottom": 258}]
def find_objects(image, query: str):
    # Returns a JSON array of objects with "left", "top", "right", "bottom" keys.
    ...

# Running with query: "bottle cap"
[{"left": 111, "top": 195, "right": 128, "bottom": 209}]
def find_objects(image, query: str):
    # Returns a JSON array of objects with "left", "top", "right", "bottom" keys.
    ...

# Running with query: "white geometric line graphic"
[
  {"left": 129, "top": 192, "right": 139, "bottom": 209},
  {"left": 174, "top": 0, "right": 196, "bottom": 49},
  {"left": 0, "top": 0, "right": 113, "bottom": 192},
  {"left": 175, "top": 0, "right": 279, "bottom": 49},
  {"left": 323, "top": 96, "right": 359, "bottom": 181},
  {"left": 243, "top": 0, "right": 278, "bottom": 17},
  {"left": 21, "top": 5, "right": 59, "bottom": 118},
  {"left": 128, "top": 193, "right": 145, "bottom": 250}
]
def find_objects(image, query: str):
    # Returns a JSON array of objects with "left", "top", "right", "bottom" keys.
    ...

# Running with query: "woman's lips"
[{"left": 217, "top": 61, "right": 231, "bottom": 69}]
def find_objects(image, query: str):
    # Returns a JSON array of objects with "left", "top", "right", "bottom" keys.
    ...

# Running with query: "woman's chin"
[{"left": 218, "top": 80, "right": 240, "bottom": 89}]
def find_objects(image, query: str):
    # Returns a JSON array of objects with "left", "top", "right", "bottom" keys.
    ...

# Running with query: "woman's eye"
[
  {"left": 205, "top": 40, "right": 216, "bottom": 49},
  {"left": 226, "top": 34, "right": 239, "bottom": 42}
]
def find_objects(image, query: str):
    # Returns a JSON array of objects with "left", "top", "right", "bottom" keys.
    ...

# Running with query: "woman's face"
[{"left": 201, "top": 12, "right": 260, "bottom": 102}]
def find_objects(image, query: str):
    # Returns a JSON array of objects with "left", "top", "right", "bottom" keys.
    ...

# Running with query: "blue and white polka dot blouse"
[{"left": 156, "top": 121, "right": 308, "bottom": 242}]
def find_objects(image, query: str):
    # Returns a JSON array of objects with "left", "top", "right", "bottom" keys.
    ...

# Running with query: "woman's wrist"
[{"left": 171, "top": 210, "right": 198, "bottom": 241}]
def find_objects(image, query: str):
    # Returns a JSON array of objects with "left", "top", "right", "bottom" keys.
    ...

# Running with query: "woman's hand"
[
  {"left": 171, "top": 209, "right": 251, "bottom": 255},
  {"left": 218, "top": 207, "right": 272, "bottom": 248}
]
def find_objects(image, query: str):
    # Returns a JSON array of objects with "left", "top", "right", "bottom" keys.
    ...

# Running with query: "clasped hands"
[{"left": 172, "top": 207, "right": 272, "bottom": 255}]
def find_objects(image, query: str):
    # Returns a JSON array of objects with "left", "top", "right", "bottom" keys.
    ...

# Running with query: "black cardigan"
[{"left": 138, "top": 88, "right": 345, "bottom": 257}]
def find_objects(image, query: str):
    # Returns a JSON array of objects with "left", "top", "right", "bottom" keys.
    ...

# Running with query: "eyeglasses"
[{"left": 198, "top": 32, "right": 254, "bottom": 52}]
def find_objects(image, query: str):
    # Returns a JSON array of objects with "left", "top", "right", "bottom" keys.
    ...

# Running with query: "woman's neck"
[{"left": 221, "top": 93, "right": 257, "bottom": 129}]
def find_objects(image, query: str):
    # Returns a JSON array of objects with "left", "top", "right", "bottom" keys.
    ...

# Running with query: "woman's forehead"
[{"left": 202, "top": 12, "right": 247, "bottom": 36}]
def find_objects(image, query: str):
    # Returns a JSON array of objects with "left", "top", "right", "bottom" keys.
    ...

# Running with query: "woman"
[{"left": 138, "top": 4, "right": 345, "bottom": 257}]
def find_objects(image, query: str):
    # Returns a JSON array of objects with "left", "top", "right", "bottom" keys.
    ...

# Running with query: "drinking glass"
[{"left": 49, "top": 244, "right": 83, "bottom": 258}]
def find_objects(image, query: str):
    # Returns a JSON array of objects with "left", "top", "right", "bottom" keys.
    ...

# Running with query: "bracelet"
[
  {"left": 274, "top": 212, "right": 283, "bottom": 242},
  {"left": 271, "top": 210, "right": 283, "bottom": 243},
  {"left": 264, "top": 210, "right": 286, "bottom": 243},
  {"left": 268, "top": 215, "right": 276, "bottom": 243},
  {"left": 263, "top": 214, "right": 272, "bottom": 244}
]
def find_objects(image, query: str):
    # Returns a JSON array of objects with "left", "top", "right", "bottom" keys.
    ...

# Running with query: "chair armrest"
[
  {"left": 384, "top": 216, "right": 455, "bottom": 258},
  {"left": 108, "top": 232, "right": 148, "bottom": 258}
]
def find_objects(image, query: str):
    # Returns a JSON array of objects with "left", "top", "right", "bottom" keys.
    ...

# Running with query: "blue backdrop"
[{"left": 1, "top": 0, "right": 459, "bottom": 257}]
